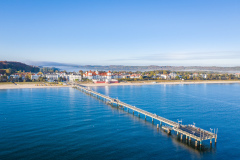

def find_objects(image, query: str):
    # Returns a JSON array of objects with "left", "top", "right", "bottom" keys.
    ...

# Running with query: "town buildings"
[
  {"left": 2, "top": 70, "right": 240, "bottom": 82},
  {"left": 83, "top": 70, "right": 112, "bottom": 80},
  {"left": 3, "top": 72, "right": 82, "bottom": 82},
  {"left": 83, "top": 70, "right": 119, "bottom": 83}
]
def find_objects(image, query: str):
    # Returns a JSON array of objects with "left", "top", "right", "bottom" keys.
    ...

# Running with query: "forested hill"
[{"left": 0, "top": 61, "right": 39, "bottom": 72}]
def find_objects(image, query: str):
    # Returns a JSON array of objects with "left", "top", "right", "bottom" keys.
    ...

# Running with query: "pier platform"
[{"left": 74, "top": 85, "right": 218, "bottom": 147}]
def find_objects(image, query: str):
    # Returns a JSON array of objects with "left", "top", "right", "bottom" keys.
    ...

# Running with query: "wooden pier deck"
[{"left": 74, "top": 85, "right": 217, "bottom": 147}]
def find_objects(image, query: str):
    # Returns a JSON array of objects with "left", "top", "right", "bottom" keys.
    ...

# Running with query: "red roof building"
[{"left": 83, "top": 70, "right": 112, "bottom": 80}]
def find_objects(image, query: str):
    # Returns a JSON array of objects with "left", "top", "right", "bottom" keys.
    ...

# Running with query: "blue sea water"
[{"left": 0, "top": 84, "right": 240, "bottom": 160}]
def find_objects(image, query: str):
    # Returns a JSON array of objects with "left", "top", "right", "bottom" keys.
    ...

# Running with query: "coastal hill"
[{"left": 0, "top": 61, "right": 39, "bottom": 73}]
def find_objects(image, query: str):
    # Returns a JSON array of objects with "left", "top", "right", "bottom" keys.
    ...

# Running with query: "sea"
[{"left": 0, "top": 83, "right": 240, "bottom": 160}]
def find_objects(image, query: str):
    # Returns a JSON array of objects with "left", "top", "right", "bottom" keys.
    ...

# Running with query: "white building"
[
  {"left": 31, "top": 74, "right": 41, "bottom": 80},
  {"left": 235, "top": 73, "right": 240, "bottom": 78},
  {"left": 106, "top": 71, "right": 112, "bottom": 79},
  {"left": 68, "top": 74, "right": 82, "bottom": 82},
  {"left": 83, "top": 70, "right": 113, "bottom": 80},
  {"left": 130, "top": 74, "right": 141, "bottom": 79},
  {"left": 59, "top": 73, "right": 69, "bottom": 81},
  {"left": 46, "top": 74, "right": 59, "bottom": 82},
  {"left": 160, "top": 74, "right": 167, "bottom": 79},
  {"left": 201, "top": 74, "right": 207, "bottom": 79},
  {"left": 169, "top": 72, "right": 177, "bottom": 79}
]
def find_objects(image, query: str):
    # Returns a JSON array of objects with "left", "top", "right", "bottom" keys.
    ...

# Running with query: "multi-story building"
[
  {"left": 68, "top": 74, "right": 82, "bottom": 82},
  {"left": 83, "top": 70, "right": 120, "bottom": 83},
  {"left": 46, "top": 74, "right": 59, "bottom": 82},
  {"left": 130, "top": 74, "right": 141, "bottom": 79},
  {"left": 169, "top": 72, "right": 177, "bottom": 79},
  {"left": 83, "top": 70, "right": 113, "bottom": 80},
  {"left": 59, "top": 72, "right": 69, "bottom": 81},
  {"left": 235, "top": 73, "right": 240, "bottom": 78},
  {"left": 201, "top": 74, "right": 207, "bottom": 79},
  {"left": 31, "top": 74, "right": 41, "bottom": 80},
  {"left": 160, "top": 74, "right": 167, "bottom": 79}
]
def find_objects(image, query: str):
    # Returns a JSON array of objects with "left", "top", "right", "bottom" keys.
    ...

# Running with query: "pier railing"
[{"left": 74, "top": 85, "right": 217, "bottom": 147}]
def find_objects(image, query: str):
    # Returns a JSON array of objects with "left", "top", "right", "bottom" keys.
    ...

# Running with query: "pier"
[{"left": 74, "top": 85, "right": 218, "bottom": 148}]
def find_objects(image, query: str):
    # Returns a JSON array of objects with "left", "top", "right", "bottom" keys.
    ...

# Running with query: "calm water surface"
[{"left": 0, "top": 84, "right": 240, "bottom": 160}]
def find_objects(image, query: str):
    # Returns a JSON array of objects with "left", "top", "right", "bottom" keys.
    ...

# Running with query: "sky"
[{"left": 0, "top": 0, "right": 240, "bottom": 66}]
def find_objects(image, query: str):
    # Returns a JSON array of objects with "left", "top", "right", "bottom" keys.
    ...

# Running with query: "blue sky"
[{"left": 0, "top": 0, "right": 240, "bottom": 66}]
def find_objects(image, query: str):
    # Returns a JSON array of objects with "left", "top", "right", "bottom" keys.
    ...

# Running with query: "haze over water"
[{"left": 1, "top": 84, "right": 240, "bottom": 159}]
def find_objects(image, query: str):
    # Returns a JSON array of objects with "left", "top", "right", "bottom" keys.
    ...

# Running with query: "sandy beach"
[{"left": 1, "top": 81, "right": 240, "bottom": 89}]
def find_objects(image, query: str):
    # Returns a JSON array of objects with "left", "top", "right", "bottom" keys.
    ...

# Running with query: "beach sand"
[{"left": 1, "top": 81, "right": 240, "bottom": 89}]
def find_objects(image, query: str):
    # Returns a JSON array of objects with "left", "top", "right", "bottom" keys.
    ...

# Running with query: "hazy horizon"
[{"left": 24, "top": 61, "right": 240, "bottom": 68}]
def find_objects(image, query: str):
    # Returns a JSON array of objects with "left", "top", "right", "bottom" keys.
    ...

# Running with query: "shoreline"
[
  {"left": 1, "top": 80, "right": 240, "bottom": 89},
  {"left": 81, "top": 80, "right": 240, "bottom": 87},
  {"left": 0, "top": 84, "right": 70, "bottom": 90}
]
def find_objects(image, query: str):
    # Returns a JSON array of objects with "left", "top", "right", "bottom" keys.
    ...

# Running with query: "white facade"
[
  {"left": 160, "top": 74, "right": 167, "bottom": 79},
  {"left": 235, "top": 73, "right": 240, "bottom": 78},
  {"left": 46, "top": 74, "right": 59, "bottom": 81},
  {"left": 83, "top": 70, "right": 113, "bottom": 80},
  {"left": 130, "top": 74, "right": 141, "bottom": 79},
  {"left": 68, "top": 74, "right": 82, "bottom": 82},
  {"left": 31, "top": 74, "right": 40, "bottom": 80},
  {"left": 169, "top": 73, "right": 177, "bottom": 79},
  {"left": 107, "top": 71, "right": 112, "bottom": 79},
  {"left": 201, "top": 74, "right": 207, "bottom": 79},
  {"left": 59, "top": 73, "right": 69, "bottom": 81}
]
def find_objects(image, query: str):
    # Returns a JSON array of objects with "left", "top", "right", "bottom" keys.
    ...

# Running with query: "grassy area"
[
  {"left": 15, "top": 82, "right": 43, "bottom": 84},
  {"left": 0, "top": 82, "right": 62, "bottom": 85},
  {"left": 77, "top": 81, "right": 94, "bottom": 84},
  {"left": 15, "top": 82, "right": 62, "bottom": 86},
  {"left": 0, "top": 82, "right": 15, "bottom": 85}
]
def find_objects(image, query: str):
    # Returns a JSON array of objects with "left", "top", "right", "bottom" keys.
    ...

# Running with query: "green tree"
[
  {"left": 163, "top": 70, "right": 168, "bottom": 74},
  {"left": 25, "top": 74, "right": 31, "bottom": 82}
]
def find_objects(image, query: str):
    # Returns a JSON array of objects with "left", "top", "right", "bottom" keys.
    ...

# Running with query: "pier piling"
[{"left": 75, "top": 85, "right": 217, "bottom": 148}]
